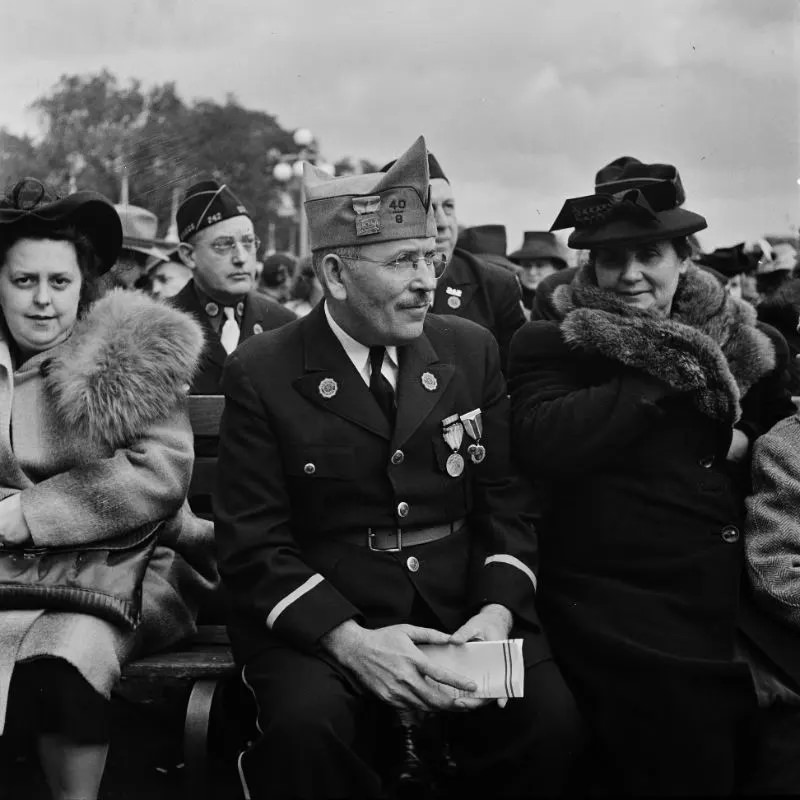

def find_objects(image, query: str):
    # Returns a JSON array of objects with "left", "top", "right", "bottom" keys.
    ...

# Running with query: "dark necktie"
[{"left": 369, "top": 346, "right": 396, "bottom": 425}]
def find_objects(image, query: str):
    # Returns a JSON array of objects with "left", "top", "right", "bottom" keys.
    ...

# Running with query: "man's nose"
[{"left": 231, "top": 242, "right": 248, "bottom": 262}]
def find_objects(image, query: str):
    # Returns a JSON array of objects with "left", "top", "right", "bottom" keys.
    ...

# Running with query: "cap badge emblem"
[
  {"left": 353, "top": 195, "right": 381, "bottom": 237},
  {"left": 421, "top": 372, "right": 438, "bottom": 392},
  {"left": 318, "top": 377, "right": 338, "bottom": 399}
]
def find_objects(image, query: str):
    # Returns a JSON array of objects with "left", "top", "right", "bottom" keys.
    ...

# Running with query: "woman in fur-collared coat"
[
  {"left": 508, "top": 158, "right": 794, "bottom": 796},
  {"left": 0, "top": 180, "right": 216, "bottom": 800}
]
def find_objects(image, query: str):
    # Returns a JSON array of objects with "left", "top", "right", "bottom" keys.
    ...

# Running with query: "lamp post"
[{"left": 269, "top": 129, "right": 334, "bottom": 257}]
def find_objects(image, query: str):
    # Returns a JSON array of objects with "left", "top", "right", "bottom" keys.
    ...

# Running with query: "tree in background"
[{"left": 0, "top": 71, "right": 356, "bottom": 251}]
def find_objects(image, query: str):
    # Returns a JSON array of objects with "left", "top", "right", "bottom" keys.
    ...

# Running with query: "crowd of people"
[{"left": 0, "top": 135, "right": 798, "bottom": 800}]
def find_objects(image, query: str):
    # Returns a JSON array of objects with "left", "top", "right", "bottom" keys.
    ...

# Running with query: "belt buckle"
[{"left": 367, "top": 527, "right": 403, "bottom": 552}]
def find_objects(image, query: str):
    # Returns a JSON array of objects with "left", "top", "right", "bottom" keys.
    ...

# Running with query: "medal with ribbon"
[
  {"left": 460, "top": 408, "right": 486, "bottom": 464},
  {"left": 441, "top": 413, "right": 465, "bottom": 477}
]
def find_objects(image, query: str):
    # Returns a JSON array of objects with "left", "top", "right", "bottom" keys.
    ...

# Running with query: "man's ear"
[
  {"left": 177, "top": 242, "right": 196, "bottom": 271},
  {"left": 319, "top": 254, "right": 348, "bottom": 301}
]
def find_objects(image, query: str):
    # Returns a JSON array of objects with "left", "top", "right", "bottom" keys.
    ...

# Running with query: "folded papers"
[{"left": 419, "top": 639, "right": 524, "bottom": 699}]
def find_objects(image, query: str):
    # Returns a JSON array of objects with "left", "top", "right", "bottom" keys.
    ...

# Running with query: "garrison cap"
[
  {"left": 176, "top": 180, "right": 250, "bottom": 242},
  {"left": 303, "top": 136, "right": 437, "bottom": 252}
]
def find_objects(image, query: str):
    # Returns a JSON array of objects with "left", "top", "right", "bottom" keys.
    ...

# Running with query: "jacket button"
[
  {"left": 406, "top": 556, "right": 420, "bottom": 573},
  {"left": 397, "top": 502, "right": 409, "bottom": 518},
  {"left": 698, "top": 456, "right": 714, "bottom": 469},
  {"left": 391, "top": 450, "right": 405, "bottom": 465},
  {"left": 721, "top": 525, "right": 740, "bottom": 543},
  {"left": 303, "top": 463, "right": 316, "bottom": 475}
]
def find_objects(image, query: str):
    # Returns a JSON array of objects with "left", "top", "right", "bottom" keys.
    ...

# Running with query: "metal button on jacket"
[
  {"left": 720, "top": 525, "right": 740, "bottom": 543},
  {"left": 698, "top": 455, "right": 714, "bottom": 469},
  {"left": 406, "top": 556, "right": 420, "bottom": 573},
  {"left": 303, "top": 463, "right": 316, "bottom": 475},
  {"left": 391, "top": 450, "right": 405, "bottom": 465},
  {"left": 397, "top": 502, "right": 409, "bottom": 518}
]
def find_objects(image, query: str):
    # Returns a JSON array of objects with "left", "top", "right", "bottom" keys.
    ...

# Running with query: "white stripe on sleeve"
[
  {"left": 484, "top": 554, "right": 537, "bottom": 591},
  {"left": 266, "top": 574, "right": 325, "bottom": 629}
]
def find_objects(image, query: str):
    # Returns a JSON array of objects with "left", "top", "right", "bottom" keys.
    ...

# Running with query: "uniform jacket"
[
  {"left": 171, "top": 279, "right": 296, "bottom": 394},
  {"left": 215, "top": 305, "right": 545, "bottom": 664},
  {"left": 432, "top": 249, "right": 525, "bottom": 374},
  {"left": 508, "top": 265, "right": 790, "bottom": 790},
  {"left": 0, "top": 290, "right": 217, "bottom": 731}
]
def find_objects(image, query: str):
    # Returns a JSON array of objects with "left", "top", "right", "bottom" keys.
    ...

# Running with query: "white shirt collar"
[{"left": 323, "top": 302, "right": 398, "bottom": 387}]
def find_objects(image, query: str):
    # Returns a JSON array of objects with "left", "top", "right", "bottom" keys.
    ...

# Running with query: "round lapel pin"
[
  {"left": 253, "top": 323, "right": 264, "bottom": 335},
  {"left": 447, "top": 295, "right": 461, "bottom": 309},
  {"left": 204, "top": 301, "right": 219, "bottom": 317},
  {"left": 318, "top": 377, "right": 338, "bottom": 399},
  {"left": 421, "top": 372, "right": 438, "bottom": 391}
]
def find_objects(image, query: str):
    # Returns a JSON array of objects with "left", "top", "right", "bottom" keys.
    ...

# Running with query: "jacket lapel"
[
  {"left": 392, "top": 331, "right": 454, "bottom": 449},
  {"left": 292, "top": 306, "right": 392, "bottom": 439},
  {"left": 175, "top": 282, "right": 226, "bottom": 370},
  {"left": 433, "top": 253, "right": 478, "bottom": 314}
]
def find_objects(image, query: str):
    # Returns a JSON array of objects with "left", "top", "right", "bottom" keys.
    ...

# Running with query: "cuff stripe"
[
  {"left": 484, "top": 554, "right": 537, "bottom": 591},
  {"left": 266, "top": 574, "right": 325, "bottom": 629}
]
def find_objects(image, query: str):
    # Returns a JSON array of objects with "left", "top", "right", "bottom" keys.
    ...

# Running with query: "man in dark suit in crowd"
[
  {"left": 171, "top": 180, "right": 295, "bottom": 394},
  {"left": 214, "top": 137, "right": 581, "bottom": 800},
  {"left": 381, "top": 154, "right": 525, "bottom": 374}
]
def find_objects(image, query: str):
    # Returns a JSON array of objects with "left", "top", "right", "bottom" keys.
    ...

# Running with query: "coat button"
[
  {"left": 698, "top": 455, "right": 714, "bottom": 469},
  {"left": 406, "top": 556, "right": 420, "bottom": 572},
  {"left": 303, "top": 463, "right": 316, "bottom": 475},
  {"left": 391, "top": 450, "right": 405, "bottom": 465},
  {"left": 721, "top": 525, "right": 740, "bottom": 543},
  {"left": 397, "top": 502, "right": 409, "bottom": 518}
]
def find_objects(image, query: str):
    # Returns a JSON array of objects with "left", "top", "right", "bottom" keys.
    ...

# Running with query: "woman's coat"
[{"left": 0, "top": 290, "right": 217, "bottom": 731}]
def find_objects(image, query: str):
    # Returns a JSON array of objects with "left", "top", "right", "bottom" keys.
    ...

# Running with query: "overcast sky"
[{"left": 1, "top": 0, "right": 797, "bottom": 252}]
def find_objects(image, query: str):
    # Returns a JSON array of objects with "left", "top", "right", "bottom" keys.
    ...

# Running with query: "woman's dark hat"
[
  {"left": 550, "top": 157, "right": 707, "bottom": 249},
  {"left": 696, "top": 243, "right": 751, "bottom": 278},
  {"left": 0, "top": 178, "right": 122, "bottom": 273},
  {"left": 509, "top": 231, "right": 568, "bottom": 267}
]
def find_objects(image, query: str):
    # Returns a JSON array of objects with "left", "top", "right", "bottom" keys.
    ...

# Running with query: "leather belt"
[{"left": 331, "top": 518, "right": 466, "bottom": 552}]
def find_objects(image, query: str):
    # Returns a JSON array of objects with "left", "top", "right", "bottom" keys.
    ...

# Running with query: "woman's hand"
[
  {"left": 727, "top": 428, "right": 750, "bottom": 464},
  {"left": 0, "top": 494, "right": 32, "bottom": 545}
]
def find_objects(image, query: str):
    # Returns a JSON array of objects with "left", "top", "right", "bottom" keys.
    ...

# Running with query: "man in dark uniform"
[
  {"left": 215, "top": 137, "right": 581, "bottom": 800},
  {"left": 381, "top": 154, "right": 525, "bottom": 374},
  {"left": 171, "top": 180, "right": 295, "bottom": 394}
]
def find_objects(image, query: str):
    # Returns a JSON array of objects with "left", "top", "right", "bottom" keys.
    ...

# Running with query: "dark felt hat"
[
  {"left": 551, "top": 157, "right": 707, "bottom": 249},
  {"left": 696, "top": 243, "right": 750, "bottom": 278},
  {"left": 176, "top": 180, "right": 250, "bottom": 242},
  {"left": 457, "top": 224, "right": 507, "bottom": 256},
  {"left": 0, "top": 178, "right": 122, "bottom": 274},
  {"left": 509, "top": 231, "right": 569, "bottom": 267},
  {"left": 261, "top": 252, "right": 296, "bottom": 287}
]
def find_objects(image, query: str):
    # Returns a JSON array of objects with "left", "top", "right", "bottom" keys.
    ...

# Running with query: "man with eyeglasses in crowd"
[
  {"left": 214, "top": 137, "right": 581, "bottom": 800},
  {"left": 172, "top": 180, "right": 295, "bottom": 394}
]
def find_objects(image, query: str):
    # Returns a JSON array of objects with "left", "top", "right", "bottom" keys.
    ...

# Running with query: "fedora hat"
[
  {"left": 457, "top": 225, "right": 519, "bottom": 272},
  {"left": 696, "top": 243, "right": 751, "bottom": 278},
  {"left": 550, "top": 157, "right": 707, "bottom": 249},
  {"left": 509, "top": 231, "right": 569, "bottom": 267},
  {"left": 114, "top": 204, "right": 176, "bottom": 264},
  {"left": 0, "top": 178, "right": 122, "bottom": 273}
]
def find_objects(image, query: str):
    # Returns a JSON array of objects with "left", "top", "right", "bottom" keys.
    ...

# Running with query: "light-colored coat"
[{"left": 0, "top": 290, "right": 217, "bottom": 731}]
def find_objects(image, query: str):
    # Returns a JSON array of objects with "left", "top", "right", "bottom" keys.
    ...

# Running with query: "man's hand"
[
  {"left": 0, "top": 494, "right": 31, "bottom": 546},
  {"left": 320, "top": 620, "right": 477, "bottom": 711},
  {"left": 448, "top": 603, "right": 514, "bottom": 710}
]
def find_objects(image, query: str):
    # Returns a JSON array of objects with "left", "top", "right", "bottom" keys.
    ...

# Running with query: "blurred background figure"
[
  {"left": 141, "top": 251, "right": 193, "bottom": 301},
  {"left": 755, "top": 239, "right": 797, "bottom": 304},
  {"left": 456, "top": 224, "right": 519, "bottom": 273},
  {"left": 284, "top": 254, "right": 323, "bottom": 317},
  {"left": 257, "top": 252, "right": 295, "bottom": 304},
  {"left": 509, "top": 231, "right": 570, "bottom": 312},
  {"left": 105, "top": 204, "right": 174, "bottom": 292},
  {"left": 696, "top": 242, "right": 752, "bottom": 300}
]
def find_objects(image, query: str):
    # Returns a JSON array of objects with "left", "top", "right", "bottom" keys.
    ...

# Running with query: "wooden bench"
[{"left": 119, "top": 395, "right": 236, "bottom": 799}]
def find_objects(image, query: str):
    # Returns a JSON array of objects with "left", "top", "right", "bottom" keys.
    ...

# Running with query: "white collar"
[{"left": 323, "top": 302, "right": 398, "bottom": 386}]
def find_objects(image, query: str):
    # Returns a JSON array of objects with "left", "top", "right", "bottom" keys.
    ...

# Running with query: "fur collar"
[
  {"left": 42, "top": 290, "right": 204, "bottom": 448},
  {"left": 551, "top": 264, "right": 775, "bottom": 424}
]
